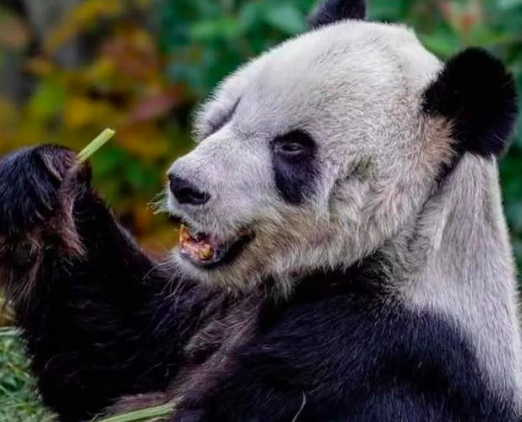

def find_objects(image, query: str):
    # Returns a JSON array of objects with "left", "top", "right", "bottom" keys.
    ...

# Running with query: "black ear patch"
[
  {"left": 309, "top": 0, "right": 366, "bottom": 29},
  {"left": 422, "top": 48, "right": 518, "bottom": 159}
]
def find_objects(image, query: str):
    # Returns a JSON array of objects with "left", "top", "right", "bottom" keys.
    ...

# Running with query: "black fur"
[
  {"left": 0, "top": 146, "right": 73, "bottom": 236},
  {"left": 271, "top": 130, "right": 318, "bottom": 205},
  {"left": 0, "top": 145, "right": 518, "bottom": 422},
  {"left": 0, "top": 147, "right": 218, "bottom": 421},
  {"left": 177, "top": 266, "right": 517, "bottom": 422},
  {"left": 423, "top": 48, "right": 518, "bottom": 166},
  {"left": 309, "top": 0, "right": 366, "bottom": 29}
]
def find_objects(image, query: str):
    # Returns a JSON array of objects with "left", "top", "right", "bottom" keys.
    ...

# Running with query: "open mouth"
[{"left": 179, "top": 224, "right": 254, "bottom": 269}]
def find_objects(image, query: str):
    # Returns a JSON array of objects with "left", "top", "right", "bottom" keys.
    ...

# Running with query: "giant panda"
[{"left": 0, "top": 0, "right": 521, "bottom": 421}]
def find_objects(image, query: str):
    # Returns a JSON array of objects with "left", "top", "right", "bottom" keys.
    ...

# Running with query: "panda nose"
[{"left": 169, "top": 175, "right": 210, "bottom": 206}]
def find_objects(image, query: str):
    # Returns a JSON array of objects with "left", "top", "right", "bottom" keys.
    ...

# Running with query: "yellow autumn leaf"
[
  {"left": 84, "top": 58, "right": 117, "bottom": 83},
  {"left": 64, "top": 96, "right": 119, "bottom": 129},
  {"left": 25, "top": 58, "right": 56, "bottom": 78},
  {"left": 0, "top": 96, "right": 20, "bottom": 127}
]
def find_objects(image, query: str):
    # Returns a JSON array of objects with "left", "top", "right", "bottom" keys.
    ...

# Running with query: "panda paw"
[{"left": 0, "top": 145, "right": 90, "bottom": 237}]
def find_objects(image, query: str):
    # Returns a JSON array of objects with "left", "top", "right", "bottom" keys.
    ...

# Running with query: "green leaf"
[
  {"left": 27, "top": 78, "right": 67, "bottom": 122},
  {"left": 239, "top": 2, "right": 268, "bottom": 29},
  {"left": 190, "top": 18, "right": 244, "bottom": 40},
  {"left": 498, "top": 0, "right": 522, "bottom": 10},
  {"left": 369, "top": 0, "right": 406, "bottom": 20},
  {"left": 418, "top": 33, "right": 462, "bottom": 58},
  {"left": 264, "top": 3, "right": 307, "bottom": 34}
]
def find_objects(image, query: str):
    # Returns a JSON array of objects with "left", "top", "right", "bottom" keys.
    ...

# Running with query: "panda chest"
[{"left": 182, "top": 297, "right": 261, "bottom": 365}]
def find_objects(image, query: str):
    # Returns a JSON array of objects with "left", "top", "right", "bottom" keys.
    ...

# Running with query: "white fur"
[{"left": 400, "top": 155, "right": 522, "bottom": 407}]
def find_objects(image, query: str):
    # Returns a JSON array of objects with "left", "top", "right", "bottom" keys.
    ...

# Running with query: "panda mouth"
[{"left": 179, "top": 225, "right": 254, "bottom": 269}]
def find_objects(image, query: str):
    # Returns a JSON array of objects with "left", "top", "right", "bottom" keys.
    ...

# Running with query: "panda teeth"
[
  {"left": 178, "top": 224, "right": 254, "bottom": 267},
  {"left": 179, "top": 225, "right": 217, "bottom": 262},
  {"left": 198, "top": 244, "right": 215, "bottom": 261}
]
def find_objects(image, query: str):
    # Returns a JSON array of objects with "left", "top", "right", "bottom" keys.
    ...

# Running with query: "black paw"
[{"left": 0, "top": 145, "right": 89, "bottom": 236}]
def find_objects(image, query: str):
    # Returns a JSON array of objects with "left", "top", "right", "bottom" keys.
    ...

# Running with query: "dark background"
[{"left": 0, "top": 1, "right": 521, "bottom": 420}]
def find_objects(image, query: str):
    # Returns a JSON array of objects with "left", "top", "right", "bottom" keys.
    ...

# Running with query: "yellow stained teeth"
[
  {"left": 198, "top": 245, "right": 214, "bottom": 260},
  {"left": 179, "top": 225, "right": 215, "bottom": 261}
]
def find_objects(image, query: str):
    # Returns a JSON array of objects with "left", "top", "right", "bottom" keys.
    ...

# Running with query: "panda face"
[{"left": 166, "top": 21, "right": 455, "bottom": 293}]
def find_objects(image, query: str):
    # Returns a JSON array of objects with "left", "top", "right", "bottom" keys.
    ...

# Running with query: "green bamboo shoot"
[{"left": 78, "top": 129, "right": 116, "bottom": 163}]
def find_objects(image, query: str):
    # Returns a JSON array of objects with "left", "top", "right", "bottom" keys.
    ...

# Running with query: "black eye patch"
[{"left": 271, "top": 130, "right": 318, "bottom": 205}]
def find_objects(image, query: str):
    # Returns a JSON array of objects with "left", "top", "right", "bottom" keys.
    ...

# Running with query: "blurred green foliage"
[
  {"left": 0, "top": 0, "right": 522, "bottom": 420},
  {"left": 0, "top": 330, "right": 50, "bottom": 422}
]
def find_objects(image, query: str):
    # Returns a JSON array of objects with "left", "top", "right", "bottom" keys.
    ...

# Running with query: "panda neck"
[{"left": 396, "top": 153, "right": 522, "bottom": 403}]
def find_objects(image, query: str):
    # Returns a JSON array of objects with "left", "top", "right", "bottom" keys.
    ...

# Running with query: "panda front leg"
[{"left": 0, "top": 145, "right": 192, "bottom": 422}]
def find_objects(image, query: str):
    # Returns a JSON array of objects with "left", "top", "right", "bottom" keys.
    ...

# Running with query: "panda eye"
[
  {"left": 273, "top": 130, "right": 315, "bottom": 158},
  {"left": 280, "top": 143, "right": 304, "bottom": 154}
]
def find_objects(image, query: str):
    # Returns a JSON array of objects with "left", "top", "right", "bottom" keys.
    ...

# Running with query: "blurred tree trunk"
[
  {"left": 0, "top": 50, "right": 25, "bottom": 105},
  {"left": 23, "top": 0, "right": 83, "bottom": 66},
  {"left": 0, "top": 1, "right": 31, "bottom": 105}
]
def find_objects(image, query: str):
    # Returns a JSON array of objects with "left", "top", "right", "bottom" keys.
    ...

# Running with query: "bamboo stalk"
[
  {"left": 78, "top": 129, "right": 116, "bottom": 163},
  {"left": 93, "top": 403, "right": 175, "bottom": 422}
]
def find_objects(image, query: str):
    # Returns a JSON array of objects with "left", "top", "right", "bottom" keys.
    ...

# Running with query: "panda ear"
[
  {"left": 422, "top": 48, "right": 518, "bottom": 158},
  {"left": 309, "top": 0, "right": 366, "bottom": 29}
]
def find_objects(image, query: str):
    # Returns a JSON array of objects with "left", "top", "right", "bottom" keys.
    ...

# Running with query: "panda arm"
[{"left": 0, "top": 146, "right": 203, "bottom": 422}]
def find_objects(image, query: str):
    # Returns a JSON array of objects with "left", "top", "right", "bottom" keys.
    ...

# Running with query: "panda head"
[{"left": 166, "top": 0, "right": 518, "bottom": 294}]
